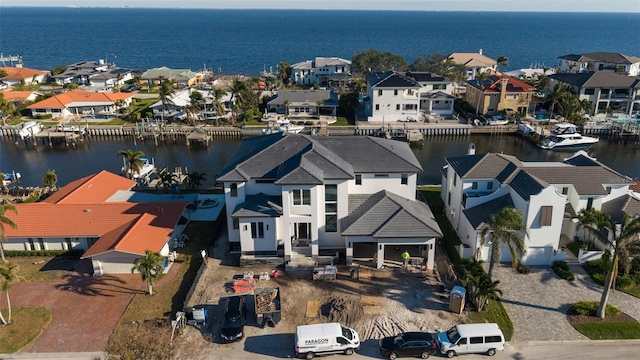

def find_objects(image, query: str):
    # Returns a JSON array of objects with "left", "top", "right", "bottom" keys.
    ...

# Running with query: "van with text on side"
[
  {"left": 435, "top": 323, "right": 505, "bottom": 357},
  {"left": 295, "top": 322, "right": 360, "bottom": 359}
]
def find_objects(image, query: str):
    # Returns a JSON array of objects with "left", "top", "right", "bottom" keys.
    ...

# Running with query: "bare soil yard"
[{"left": 172, "top": 235, "right": 465, "bottom": 359}]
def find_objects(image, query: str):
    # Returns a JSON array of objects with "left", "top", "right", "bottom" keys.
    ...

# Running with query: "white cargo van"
[
  {"left": 295, "top": 322, "right": 360, "bottom": 359},
  {"left": 435, "top": 323, "right": 505, "bottom": 357}
]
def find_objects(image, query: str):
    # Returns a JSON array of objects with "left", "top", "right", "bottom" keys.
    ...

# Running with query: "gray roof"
[
  {"left": 549, "top": 72, "right": 640, "bottom": 89},
  {"left": 341, "top": 191, "right": 442, "bottom": 238},
  {"left": 558, "top": 52, "right": 640, "bottom": 65},
  {"left": 422, "top": 91, "right": 455, "bottom": 100},
  {"left": 267, "top": 89, "right": 339, "bottom": 106},
  {"left": 231, "top": 193, "right": 283, "bottom": 218},
  {"left": 463, "top": 194, "right": 515, "bottom": 230},
  {"left": 140, "top": 66, "right": 198, "bottom": 81},
  {"left": 291, "top": 57, "right": 351, "bottom": 69},
  {"left": 219, "top": 134, "right": 421, "bottom": 183},
  {"left": 447, "top": 153, "right": 521, "bottom": 181},
  {"left": 405, "top": 71, "right": 452, "bottom": 83},
  {"left": 508, "top": 169, "right": 547, "bottom": 201},
  {"left": 367, "top": 71, "right": 422, "bottom": 89},
  {"left": 600, "top": 195, "right": 640, "bottom": 224}
]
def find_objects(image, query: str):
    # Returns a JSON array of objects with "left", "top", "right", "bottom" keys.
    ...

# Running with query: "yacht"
[
  {"left": 122, "top": 157, "right": 156, "bottom": 179},
  {"left": 538, "top": 123, "right": 599, "bottom": 150},
  {"left": 17, "top": 121, "right": 42, "bottom": 140}
]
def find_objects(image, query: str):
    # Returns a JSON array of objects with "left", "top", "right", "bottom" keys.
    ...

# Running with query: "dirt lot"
[{"left": 172, "top": 234, "right": 465, "bottom": 359}]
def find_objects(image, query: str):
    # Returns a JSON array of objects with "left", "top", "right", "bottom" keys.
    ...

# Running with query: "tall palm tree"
[
  {"left": 131, "top": 250, "right": 164, "bottom": 296},
  {"left": 480, "top": 206, "right": 528, "bottom": 280},
  {"left": 186, "top": 89, "right": 204, "bottom": 125},
  {"left": 155, "top": 168, "right": 178, "bottom": 193},
  {"left": 544, "top": 84, "right": 568, "bottom": 121},
  {"left": 158, "top": 77, "right": 175, "bottom": 122},
  {"left": 187, "top": 171, "right": 207, "bottom": 191},
  {"left": 0, "top": 262, "right": 19, "bottom": 325},
  {"left": 496, "top": 56, "right": 509, "bottom": 73},
  {"left": 211, "top": 87, "right": 227, "bottom": 124},
  {"left": 473, "top": 71, "right": 492, "bottom": 116},
  {"left": 118, "top": 149, "right": 145, "bottom": 179},
  {"left": 594, "top": 214, "right": 640, "bottom": 318},
  {"left": 576, "top": 208, "right": 610, "bottom": 249},
  {"left": 229, "top": 78, "right": 247, "bottom": 123},
  {"left": 42, "top": 169, "right": 57, "bottom": 188},
  {"left": 0, "top": 204, "right": 18, "bottom": 262}
]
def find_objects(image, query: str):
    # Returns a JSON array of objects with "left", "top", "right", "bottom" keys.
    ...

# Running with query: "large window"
[
  {"left": 587, "top": 197, "right": 594, "bottom": 210},
  {"left": 355, "top": 174, "right": 362, "bottom": 185},
  {"left": 293, "top": 189, "right": 311, "bottom": 205},
  {"left": 230, "top": 183, "right": 238, "bottom": 197},
  {"left": 487, "top": 182, "right": 493, "bottom": 190},
  {"left": 251, "top": 222, "right": 264, "bottom": 239},
  {"left": 401, "top": 174, "right": 408, "bottom": 185},
  {"left": 540, "top": 206, "right": 553, "bottom": 226},
  {"left": 325, "top": 185, "right": 338, "bottom": 232}
]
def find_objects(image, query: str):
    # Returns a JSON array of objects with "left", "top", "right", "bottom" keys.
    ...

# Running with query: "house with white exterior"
[
  {"left": 548, "top": 71, "right": 640, "bottom": 115},
  {"left": 441, "top": 148, "right": 635, "bottom": 266},
  {"left": 141, "top": 66, "right": 202, "bottom": 88},
  {"left": 448, "top": 50, "right": 498, "bottom": 79},
  {"left": 290, "top": 57, "right": 351, "bottom": 86},
  {"left": 558, "top": 52, "right": 640, "bottom": 76},
  {"left": 266, "top": 89, "right": 339, "bottom": 117},
  {"left": 88, "top": 68, "right": 134, "bottom": 90},
  {"left": 218, "top": 133, "right": 442, "bottom": 270},
  {"left": 149, "top": 88, "right": 233, "bottom": 121},
  {"left": 26, "top": 89, "right": 133, "bottom": 118},
  {"left": 50, "top": 60, "right": 111, "bottom": 86},
  {"left": 364, "top": 71, "right": 455, "bottom": 122},
  {"left": 1, "top": 171, "right": 191, "bottom": 275},
  {"left": 0, "top": 66, "right": 49, "bottom": 86}
]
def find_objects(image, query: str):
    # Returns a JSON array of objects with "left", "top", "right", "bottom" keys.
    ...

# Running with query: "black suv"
[
  {"left": 379, "top": 332, "right": 437, "bottom": 359},
  {"left": 220, "top": 296, "right": 247, "bottom": 343}
]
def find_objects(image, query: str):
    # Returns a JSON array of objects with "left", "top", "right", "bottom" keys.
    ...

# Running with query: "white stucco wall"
[
  {"left": 347, "top": 173, "right": 416, "bottom": 199},
  {"left": 3, "top": 236, "right": 89, "bottom": 251},
  {"left": 91, "top": 252, "right": 145, "bottom": 274},
  {"left": 239, "top": 217, "right": 277, "bottom": 253}
]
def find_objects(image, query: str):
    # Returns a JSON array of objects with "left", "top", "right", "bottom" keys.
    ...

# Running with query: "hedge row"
[
  {"left": 570, "top": 300, "right": 620, "bottom": 317},
  {"left": 4, "top": 249, "right": 83, "bottom": 257}
]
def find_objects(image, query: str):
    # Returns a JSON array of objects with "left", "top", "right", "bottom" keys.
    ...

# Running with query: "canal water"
[{"left": 1, "top": 134, "right": 639, "bottom": 188}]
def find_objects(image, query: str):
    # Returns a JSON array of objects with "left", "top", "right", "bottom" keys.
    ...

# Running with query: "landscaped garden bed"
[{"left": 567, "top": 301, "right": 640, "bottom": 339}]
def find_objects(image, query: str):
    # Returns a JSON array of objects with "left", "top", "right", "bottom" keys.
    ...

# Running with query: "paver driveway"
[
  {"left": 8, "top": 260, "right": 180, "bottom": 353},
  {"left": 493, "top": 261, "right": 640, "bottom": 341}
]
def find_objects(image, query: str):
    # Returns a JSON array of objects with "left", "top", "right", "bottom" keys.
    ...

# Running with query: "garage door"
[{"left": 525, "top": 247, "right": 552, "bottom": 266}]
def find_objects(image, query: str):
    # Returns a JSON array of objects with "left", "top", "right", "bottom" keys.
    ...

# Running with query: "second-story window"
[
  {"left": 394, "top": 89, "right": 398, "bottom": 96},
  {"left": 487, "top": 182, "right": 493, "bottom": 190},
  {"left": 293, "top": 189, "right": 311, "bottom": 205},
  {"left": 472, "top": 182, "right": 478, "bottom": 189},
  {"left": 378, "top": 89, "right": 383, "bottom": 96},
  {"left": 606, "top": 186, "right": 611, "bottom": 194},
  {"left": 355, "top": 174, "right": 362, "bottom": 185},
  {"left": 401, "top": 174, "right": 408, "bottom": 185},
  {"left": 325, "top": 185, "right": 338, "bottom": 232},
  {"left": 562, "top": 187, "right": 568, "bottom": 195},
  {"left": 230, "top": 183, "right": 238, "bottom": 197}
]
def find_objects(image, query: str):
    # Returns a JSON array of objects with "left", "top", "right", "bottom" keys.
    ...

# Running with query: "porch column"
[
  {"left": 376, "top": 244, "right": 384, "bottom": 269},
  {"left": 346, "top": 241, "right": 353, "bottom": 266}
]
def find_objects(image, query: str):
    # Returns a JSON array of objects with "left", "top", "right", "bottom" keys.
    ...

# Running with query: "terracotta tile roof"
[
  {"left": 43, "top": 170, "right": 136, "bottom": 204},
  {"left": 0, "top": 67, "right": 48, "bottom": 80},
  {"left": 631, "top": 181, "right": 640, "bottom": 194},
  {"left": 482, "top": 74, "right": 536, "bottom": 93},
  {"left": 27, "top": 89, "right": 133, "bottom": 109},
  {"left": 0, "top": 90, "right": 36, "bottom": 102}
]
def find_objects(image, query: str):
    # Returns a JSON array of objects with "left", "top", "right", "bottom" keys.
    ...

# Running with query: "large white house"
[
  {"left": 290, "top": 57, "right": 351, "bottom": 86},
  {"left": 441, "top": 148, "right": 636, "bottom": 266},
  {"left": 149, "top": 88, "right": 233, "bottom": 121},
  {"left": 558, "top": 52, "right": 640, "bottom": 77},
  {"left": 218, "top": 133, "right": 442, "bottom": 270},
  {"left": 364, "top": 71, "right": 455, "bottom": 122}
]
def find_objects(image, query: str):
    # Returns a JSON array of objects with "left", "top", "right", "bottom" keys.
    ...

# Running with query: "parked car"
[
  {"left": 122, "top": 84, "right": 141, "bottom": 92},
  {"left": 379, "top": 332, "right": 437, "bottom": 359},
  {"left": 220, "top": 295, "right": 247, "bottom": 343},
  {"left": 435, "top": 323, "right": 505, "bottom": 358}
]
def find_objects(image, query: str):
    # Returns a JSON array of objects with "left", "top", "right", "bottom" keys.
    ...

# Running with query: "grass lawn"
[
  {"left": 467, "top": 300, "right": 514, "bottom": 341},
  {"left": 7, "top": 256, "right": 76, "bottom": 282},
  {"left": 329, "top": 116, "right": 353, "bottom": 126},
  {"left": 0, "top": 307, "right": 51, "bottom": 353},
  {"left": 573, "top": 321, "right": 640, "bottom": 340}
]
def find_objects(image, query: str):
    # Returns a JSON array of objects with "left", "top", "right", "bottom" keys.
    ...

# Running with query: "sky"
[{"left": 2, "top": 0, "right": 640, "bottom": 12}]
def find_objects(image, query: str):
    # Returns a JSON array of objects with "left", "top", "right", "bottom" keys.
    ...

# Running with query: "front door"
[{"left": 293, "top": 222, "right": 311, "bottom": 247}]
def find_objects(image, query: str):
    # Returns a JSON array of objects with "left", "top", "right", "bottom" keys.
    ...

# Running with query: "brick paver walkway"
[{"left": 493, "top": 257, "right": 640, "bottom": 341}]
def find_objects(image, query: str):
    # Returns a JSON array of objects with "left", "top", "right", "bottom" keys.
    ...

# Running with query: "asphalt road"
[{"left": 2, "top": 340, "right": 640, "bottom": 360}]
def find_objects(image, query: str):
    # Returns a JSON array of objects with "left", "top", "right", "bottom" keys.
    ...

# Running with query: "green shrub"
[
  {"left": 4, "top": 249, "right": 83, "bottom": 257},
  {"left": 553, "top": 261, "right": 570, "bottom": 271},
  {"left": 36, "top": 114, "right": 53, "bottom": 119},
  {"left": 592, "top": 273, "right": 605, "bottom": 285},
  {"left": 552, "top": 261, "right": 575, "bottom": 280},
  {"left": 570, "top": 301, "right": 620, "bottom": 317},
  {"left": 615, "top": 276, "right": 636, "bottom": 290},
  {"left": 566, "top": 242, "right": 581, "bottom": 256},
  {"left": 630, "top": 258, "right": 640, "bottom": 275},
  {"left": 517, "top": 265, "right": 531, "bottom": 274},
  {"left": 304, "top": 121, "right": 315, "bottom": 125},
  {"left": 22, "top": 195, "right": 40, "bottom": 203}
]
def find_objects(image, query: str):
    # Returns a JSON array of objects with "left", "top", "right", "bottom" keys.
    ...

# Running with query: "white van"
[
  {"left": 435, "top": 323, "right": 505, "bottom": 357},
  {"left": 295, "top": 322, "right": 360, "bottom": 359}
]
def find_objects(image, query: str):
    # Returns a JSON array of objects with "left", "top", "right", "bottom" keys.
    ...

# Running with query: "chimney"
[
  {"left": 499, "top": 77, "right": 508, "bottom": 107},
  {"left": 468, "top": 142, "right": 476, "bottom": 155},
  {"left": 479, "top": 49, "right": 483, "bottom": 55}
]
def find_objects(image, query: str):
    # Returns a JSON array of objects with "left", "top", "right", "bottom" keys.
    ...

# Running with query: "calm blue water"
[{"left": 1, "top": 8, "right": 639, "bottom": 74}]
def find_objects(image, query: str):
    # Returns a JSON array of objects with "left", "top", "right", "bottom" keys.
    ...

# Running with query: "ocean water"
[{"left": 1, "top": 8, "right": 638, "bottom": 74}]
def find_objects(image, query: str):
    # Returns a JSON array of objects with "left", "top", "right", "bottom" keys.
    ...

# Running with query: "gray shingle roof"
[
  {"left": 601, "top": 194, "right": 640, "bottom": 224},
  {"left": 550, "top": 71, "right": 638, "bottom": 88},
  {"left": 367, "top": 71, "right": 422, "bottom": 89},
  {"left": 447, "top": 153, "right": 521, "bottom": 180},
  {"left": 341, "top": 191, "right": 442, "bottom": 238},
  {"left": 508, "top": 169, "right": 546, "bottom": 201},
  {"left": 463, "top": 194, "right": 515, "bottom": 230},
  {"left": 231, "top": 193, "right": 283, "bottom": 218},
  {"left": 267, "top": 89, "right": 338, "bottom": 106},
  {"left": 558, "top": 52, "right": 640, "bottom": 65},
  {"left": 218, "top": 134, "right": 419, "bottom": 184}
]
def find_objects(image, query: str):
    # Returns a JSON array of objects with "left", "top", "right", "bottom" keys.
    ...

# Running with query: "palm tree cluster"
[
  {"left": 544, "top": 84, "right": 592, "bottom": 124},
  {"left": 461, "top": 258, "right": 502, "bottom": 312}
]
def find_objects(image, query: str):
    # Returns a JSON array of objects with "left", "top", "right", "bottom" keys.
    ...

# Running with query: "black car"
[
  {"left": 220, "top": 295, "right": 247, "bottom": 343},
  {"left": 379, "top": 332, "right": 437, "bottom": 359}
]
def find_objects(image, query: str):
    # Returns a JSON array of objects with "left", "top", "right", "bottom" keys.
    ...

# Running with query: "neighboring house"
[
  {"left": 441, "top": 148, "right": 635, "bottom": 266},
  {"left": 141, "top": 66, "right": 203, "bottom": 88},
  {"left": 218, "top": 133, "right": 442, "bottom": 270},
  {"left": 26, "top": 89, "right": 133, "bottom": 118},
  {"left": 88, "top": 68, "right": 134, "bottom": 90},
  {"left": 548, "top": 71, "right": 640, "bottom": 115},
  {"left": 364, "top": 71, "right": 455, "bottom": 122},
  {"left": 447, "top": 50, "right": 498, "bottom": 79},
  {"left": 290, "top": 57, "right": 351, "bottom": 86},
  {"left": 558, "top": 52, "right": 640, "bottom": 76},
  {"left": 1, "top": 171, "right": 190, "bottom": 275},
  {"left": 149, "top": 88, "right": 234, "bottom": 121},
  {"left": 266, "top": 90, "right": 339, "bottom": 117},
  {"left": 0, "top": 66, "right": 49, "bottom": 86},
  {"left": 465, "top": 74, "right": 536, "bottom": 116},
  {"left": 503, "top": 68, "right": 556, "bottom": 80},
  {"left": 50, "top": 60, "right": 109, "bottom": 85},
  {"left": 0, "top": 90, "right": 40, "bottom": 103}
]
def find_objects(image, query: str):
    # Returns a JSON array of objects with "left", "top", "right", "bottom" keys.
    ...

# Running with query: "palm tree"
[
  {"left": 480, "top": 206, "right": 528, "bottom": 280},
  {"left": 187, "top": 171, "right": 207, "bottom": 191},
  {"left": 496, "top": 56, "right": 509, "bottom": 73},
  {"left": 155, "top": 168, "right": 178, "bottom": 193},
  {"left": 0, "top": 262, "right": 19, "bottom": 325},
  {"left": 118, "top": 149, "right": 145, "bottom": 179},
  {"left": 595, "top": 214, "right": 640, "bottom": 318},
  {"left": 545, "top": 84, "right": 568, "bottom": 121},
  {"left": 0, "top": 204, "right": 18, "bottom": 262},
  {"left": 277, "top": 61, "right": 291, "bottom": 84},
  {"left": 229, "top": 78, "right": 247, "bottom": 123},
  {"left": 186, "top": 89, "right": 204, "bottom": 125},
  {"left": 131, "top": 250, "right": 164, "bottom": 296},
  {"left": 211, "top": 87, "right": 227, "bottom": 124},
  {"left": 42, "top": 169, "right": 57, "bottom": 188},
  {"left": 283, "top": 99, "right": 291, "bottom": 117},
  {"left": 158, "top": 77, "right": 175, "bottom": 122},
  {"left": 473, "top": 71, "right": 492, "bottom": 116},
  {"left": 576, "top": 208, "right": 610, "bottom": 249}
]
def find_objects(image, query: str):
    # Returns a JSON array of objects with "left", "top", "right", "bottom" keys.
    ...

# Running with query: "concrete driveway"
[{"left": 493, "top": 258, "right": 640, "bottom": 341}]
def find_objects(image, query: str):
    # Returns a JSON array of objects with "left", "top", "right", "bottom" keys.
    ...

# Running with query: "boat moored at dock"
[{"left": 537, "top": 123, "right": 599, "bottom": 150}]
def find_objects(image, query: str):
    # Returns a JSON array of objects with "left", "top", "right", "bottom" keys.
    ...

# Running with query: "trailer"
[{"left": 254, "top": 287, "right": 281, "bottom": 328}]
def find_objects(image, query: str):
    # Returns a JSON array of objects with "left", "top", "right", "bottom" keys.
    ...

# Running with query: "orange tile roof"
[
  {"left": 482, "top": 74, "right": 536, "bottom": 93},
  {"left": 631, "top": 181, "right": 640, "bottom": 194},
  {"left": 27, "top": 89, "right": 133, "bottom": 109},
  {"left": 0, "top": 90, "right": 36, "bottom": 102},
  {"left": 0, "top": 67, "right": 48, "bottom": 80},
  {"left": 43, "top": 170, "right": 136, "bottom": 204}
]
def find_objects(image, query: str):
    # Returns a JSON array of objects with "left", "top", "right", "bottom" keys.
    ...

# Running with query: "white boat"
[
  {"left": 122, "top": 157, "right": 155, "bottom": 179},
  {"left": 57, "top": 124, "right": 86, "bottom": 135},
  {"left": 488, "top": 119, "right": 509, "bottom": 126},
  {"left": 2, "top": 171, "right": 20, "bottom": 186},
  {"left": 276, "top": 119, "right": 305, "bottom": 134},
  {"left": 538, "top": 123, "right": 599, "bottom": 150},
  {"left": 17, "top": 121, "right": 42, "bottom": 140}
]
